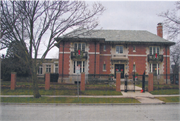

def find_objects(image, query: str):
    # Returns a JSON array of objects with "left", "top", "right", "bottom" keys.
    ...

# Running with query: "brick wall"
[
  {"left": 128, "top": 45, "right": 147, "bottom": 75},
  {"left": 88, "top": 42, "right": 100, "bottom": 74},
  {"left": 128, "top": 45, "right": 146, "bottom": 54},
  {"left": 99, "top": 56, "right": 111, "bottom": 74},
  {"left": 128, "top": 56, "right": 146, "bottom": 75},
  {"left": 163, "top": 46, "right": 171, "bottom": 79},
  {"left": 58, "top": 42, "right": 70, "bottom": 75}
]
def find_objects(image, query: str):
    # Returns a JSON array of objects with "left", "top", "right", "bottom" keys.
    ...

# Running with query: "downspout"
[
  {"left": 166, "top": 45, "right": 167, "bottom": 84},
  {"left": 94, "top": 42, "right": 96, "bottom": 76},
  {"left": 62, "top": 41, "right": 64, "bottom": 82}
]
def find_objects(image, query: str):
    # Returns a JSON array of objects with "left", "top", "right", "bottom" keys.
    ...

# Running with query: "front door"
[{"left": 115, "top": 64, "right": 124, "bottom": 78}]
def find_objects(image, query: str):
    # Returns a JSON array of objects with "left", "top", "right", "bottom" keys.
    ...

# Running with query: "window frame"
[
  {"left": 54, "top": 63, "right": 58, "bottom": 73},
  {"left": 150, "top": 63, "right": 160, "bottom": 75},
  {"left": 103, "top": 45, "right": 106, "bottom": 51},
  {"left": 116, "top": 45, "right": 124, "bottom": 54},
  {"left": 149, "top": 46, "right": 160, "bottom": 55},
  {"left": 46, "top": 65, "right": 51, "bottom": 73},
  {"left": 74, "top": 43, "right": 86, "bottom": 52},
  {"left": 103, "top": 64, "right": 106, "bottom": 71},
  {"left": 38, "top": 65, "right": 43, "bottom": 75},
  {"left": 133, "top": 46, "right": 136, "bottom": 52},
  {"left": 73, "top": 61, "right": 85, "bottom": 74}
]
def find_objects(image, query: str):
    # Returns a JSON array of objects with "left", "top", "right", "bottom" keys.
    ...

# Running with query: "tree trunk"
[{"left": 32, "top": 70, "right": 41, "bottom": 98}]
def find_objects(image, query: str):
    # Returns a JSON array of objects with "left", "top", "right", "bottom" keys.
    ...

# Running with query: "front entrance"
[{"left": 115, "top": 64, "right": 124, "bottom": 78}]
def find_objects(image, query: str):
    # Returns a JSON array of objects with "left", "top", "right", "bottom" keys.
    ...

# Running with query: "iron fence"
[
  {"left": 153, "top": 74, "right": 179, "bottom": 90},
  {"left": 85, "top": 74, "right": 116, "bottom": 91}
]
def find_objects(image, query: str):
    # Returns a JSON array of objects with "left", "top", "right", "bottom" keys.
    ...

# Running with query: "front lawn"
[
  {"left": 156, "top": 96, "right": 179, "bottom": 103},
  {"left": 1, "top": 88, "right": 122, "bottom": 95},
  {"left": 150, "top": 89, "right": 179, "bottom": 95},
  {"left": 1, "top": 97, "right": 139, "bottom": 103}
]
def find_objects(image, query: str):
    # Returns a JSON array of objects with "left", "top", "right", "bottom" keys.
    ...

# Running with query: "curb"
[{"left": 1, "top": 102, "right": 172, "bottom": 106}]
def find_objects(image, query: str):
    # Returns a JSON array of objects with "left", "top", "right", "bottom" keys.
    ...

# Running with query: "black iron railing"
[
  {"left": 71, "top": 51, "right": 88, "bottom": 60},
  {"left": 147, "top": 54, "right": 163, "bottom": 62}
]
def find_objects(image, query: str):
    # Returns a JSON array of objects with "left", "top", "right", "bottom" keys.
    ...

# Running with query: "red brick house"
[{"left": 55, "top": 23, "right": 175, "bottom": 83}]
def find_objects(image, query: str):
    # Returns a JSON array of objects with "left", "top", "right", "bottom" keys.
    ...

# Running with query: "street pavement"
[{"left": 1, "top": 104, "right": 180, "bottom": 121}]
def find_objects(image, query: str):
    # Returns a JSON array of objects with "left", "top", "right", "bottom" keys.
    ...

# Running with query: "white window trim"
[
  {"left": 38, "top": 65, "right": 43, "bottom": 75},
  {"left": 133, "top": 64, "right": 136, "bottom": 72},
  {"left": 133, "top": 46, "right": 136, "bottom": 52},
  {"left": 103, "top": 64, "right": 106, "bottom": 71},
  {"left": 74, "top": 42, "right": 86, "bottom": 51},
  {"left": 115, "top": 45, "right": 124, "bottom": 54},
  {"left": 46, "top": 65, "right": 51, "bottom": 73},
  {"left": 73, "top": 61, "right": 85, "bottom": 74},
  {"left": 103, "top": 45, "right": 106, "bottom": 51},
  {"left": 149, "top": 46, "right": 160, "bottom": 55},
  {"left": 54, "top": 63, "right": 58, "bottom": 73},
  {"left": 150, "top": 63, "right": 160, "bottom": 75}
]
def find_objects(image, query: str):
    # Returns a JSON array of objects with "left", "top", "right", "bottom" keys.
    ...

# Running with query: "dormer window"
[{"left": 116, "top": 46, "right": 123, "bottom": 54}]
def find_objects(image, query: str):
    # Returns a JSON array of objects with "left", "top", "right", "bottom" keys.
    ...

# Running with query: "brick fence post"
[
  {"left": 80, "top": 72, "right": 85, "bottom": 91},
  {"left": 11, "top": 72, "right": 16, "bottom": 90},
  {"left": 116, "top": 72, "right": 121, "bottom": 92},
  {"left": 45, "top": 73, "right": 50, "bottom": 90},
  {"left": 148, "top": 73, "right": 153, "bottom": 92}
]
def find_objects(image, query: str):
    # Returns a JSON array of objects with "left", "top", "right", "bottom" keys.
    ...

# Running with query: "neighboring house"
[
  {"left": 37, "top": 59, "right": 59, "bottom": 77},
  {"left": 55, "top": 23, "right": 175, "bottom": 83}
]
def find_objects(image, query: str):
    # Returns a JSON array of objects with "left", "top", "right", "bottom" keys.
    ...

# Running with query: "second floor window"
[
  {"left": 116, "top": 46, "right": 123, "bottom": 54},
  {"left": 74, "top": 43, "right": 85, "bottom": 52},
  {"left": 149, "top": 46, "right": 160, "bottom": 55}
]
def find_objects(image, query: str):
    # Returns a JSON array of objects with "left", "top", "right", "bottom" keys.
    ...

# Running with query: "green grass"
[
  {"left": 1, "top": 89, "right": 77, "bottom": 95},
  {"left": 150, "top": 89, "right": 179, "bottom": 95},
  {"left": 1, "top": 97, "right": 140, "bottom": 103},
  {"left": 81, "top": 90, "right": 122, "bottom": 95},
  {"left": 156, "top": 96, "right": 179, "bottom": 103},
  {"left": 153, "top": 84, "right": 179, "bottom": 90},
  {"left": 1, "top": 89, "right": 122, "bottom": 95}
]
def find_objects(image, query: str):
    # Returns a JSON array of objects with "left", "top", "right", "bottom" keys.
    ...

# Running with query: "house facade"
[
  {"left": 55, "top": 23, "right": 175, "bottom": 83},
  {"left": 37, "top": 59, "right": 59, "bottom": 77}
]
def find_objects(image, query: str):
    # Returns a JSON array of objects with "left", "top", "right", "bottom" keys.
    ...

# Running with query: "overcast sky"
[
  {"left": 47, "top": 1, "right": 176, "bottom": 58},
  {"left": 0, "top": 1, "right": 177, "bottom": 58}
]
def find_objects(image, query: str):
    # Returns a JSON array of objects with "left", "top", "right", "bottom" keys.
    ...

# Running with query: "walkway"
[{"left": 120, "top": 85, "right": 165, "bottom": 103}]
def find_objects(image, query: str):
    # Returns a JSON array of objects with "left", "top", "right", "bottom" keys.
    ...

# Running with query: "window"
[
  {"left": 55, "top": 63, "right": 58, "bottom": 73},
  {"left": 46, "top": 65, "right": 51, "bottom": 73},
  {"left": 38, "top": 65, "right": 43, "bottom": 74},
  {"left": 103, "top": 45, "right": 106, "bottom": 51},
  {"left": 103, "top": 64, "right": 106, "bottom": 71},
  {"left": 73, "top": 61, "right": 85, "bottom": 74},
  {"left": 150, "top": 46, "right": 160, "bottom": 55},
  {"left": 116, "top": 46, "right": 123, "bottom": 54},
  {"left": 150, "top": 63, "right": 160, "bottom": 75},
  {"left": 133, "top": 64, "right": 136, "bottom": 72},
  {"left": 133, "top": 46, "right": 136, "bottom": 52},
  {"left": 74, "top": 43, "right": 85, "bottom": 52}
]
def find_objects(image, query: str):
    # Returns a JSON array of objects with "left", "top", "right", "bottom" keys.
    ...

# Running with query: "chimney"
[{"left": 157, "top": 23, "right": 163, "bottom": 38}]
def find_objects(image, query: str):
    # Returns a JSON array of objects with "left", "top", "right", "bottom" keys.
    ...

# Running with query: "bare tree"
[
  {"left": 1, "top": 1, "right": 105, "bottom": 98},
  {"left": 159, "top": 1, "right": 180, "bottom": 43}
]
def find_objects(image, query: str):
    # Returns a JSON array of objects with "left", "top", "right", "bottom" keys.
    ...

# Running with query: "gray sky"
[
  {"left": 47, "top": 1, "right": 176, "bottom": 58},
  {"left": 96, "top": 1, "right": 175, "bottom": 35},
  {"left": 0, "top": 1, "right": 176, "bottom": 58}
]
